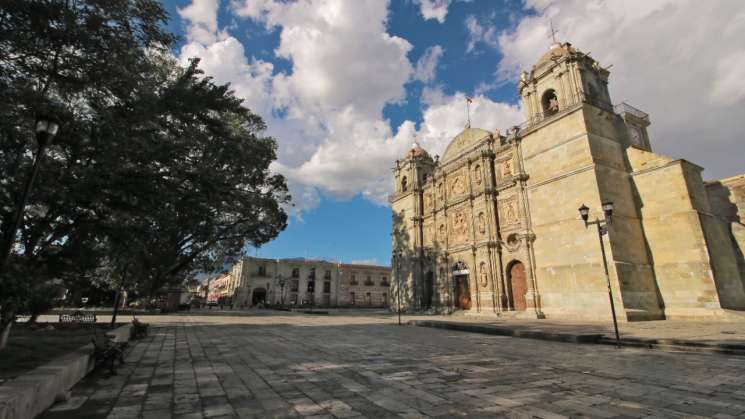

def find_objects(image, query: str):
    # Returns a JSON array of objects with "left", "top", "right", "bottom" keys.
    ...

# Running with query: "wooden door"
[
  {"left": 456, "top": 276, "right": 471, "bottom": 309},
  {"left": 510, "top": 262, "right": 527, "bottom": 311}
]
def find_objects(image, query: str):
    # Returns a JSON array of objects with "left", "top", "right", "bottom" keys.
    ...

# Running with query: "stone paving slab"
[{"left": 37, "top": 312, "right": 745, "bottom": 418}]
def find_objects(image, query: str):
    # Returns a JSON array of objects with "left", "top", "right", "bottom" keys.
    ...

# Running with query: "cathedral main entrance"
[{"left": 508, "top": 261, "right": 527, "bottom": 311}]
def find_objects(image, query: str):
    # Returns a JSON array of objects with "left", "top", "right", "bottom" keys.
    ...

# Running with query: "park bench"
[
  {"left": 91, "top": 328, "right": 126, "bottom": 374},
  {"left": 58, "top": 311, "right": 97, "bottom": 324}
]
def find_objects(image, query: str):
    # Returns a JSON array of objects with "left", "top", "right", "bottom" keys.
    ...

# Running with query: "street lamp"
[
  {"left": 393, "top": 249, "right": 403, "bottom": 325},
  {"left": 578, "top": 201, "right": 620, "bottom": 346},
  {"left": 1, "top": 115, "right": 59, "bottom": 267}
]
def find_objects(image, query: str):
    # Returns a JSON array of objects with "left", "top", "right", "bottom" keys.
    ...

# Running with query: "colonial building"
[
  {"left": 228, "top": 257, "right": 391, "bottom": 308},
  {"left": 390, "top": 41, "right": 745, "bottom": 321}
]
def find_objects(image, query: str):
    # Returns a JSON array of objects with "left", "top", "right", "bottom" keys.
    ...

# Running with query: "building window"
[
  {"left": 542, "top": 89, "right": 559, "bottom": 116},
  {"left": 380, "top": 276, "right": 389, "bottom": 286},
  {"left": 350, "top": 275, "right": 358, "bottom": 285},
  {"left": 290, "top": 280, "right": 299, "bottom": 292},
  {"left": 350, "top": 292, "right": 355, "bottom": 305},
  {"left": 258, "top": 265, "right": 266, "bottom": 276},
  {"left": 364, "top": 276, "right": 374, "bottom": 286},
  {"left": 324, "top": 270, "right": 331, "bottom": 279},
  {"left": 309, "top": 268, "right": 316, "bottom": 279},
  {"left": 401, "top": 176, "right": 408, "bottom": 192},
  {"left": 323, "top": 281, "right": 331, "bottom": 293},
  {"left": 292, "top": 268, "right": 299, "bottom": 278}
]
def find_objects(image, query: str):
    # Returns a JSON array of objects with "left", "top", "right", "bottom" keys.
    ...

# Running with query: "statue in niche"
[
  {"left": 439, "top": 224, "right": 446, "bottom": 239},
  {"left": 477, "top": 212, "right": 486, "bottom": 235},
  {"left": 505, "top": 202, "right": 518, "bottom": 224},
  {"left": 503, "top": 159, "right": 513, "bottom": 177},
  {"left": 437, "top": 182, "right": 444, "bottom": 200},
  {"left": 479, "top": 262, "right": 488, "bottom": 288},
  {"left": 424, "top": 193, "right": 432, "bottom": 209},
  {"left": 424, "top": 224, "right": 433, "bottom": 244},
  {"left": 450, "top": 175, "right": 465, "bottom": 195},
  {"left": 451, "top": 211, "right": 468, "bottom": 243},
  {"left": 473, "top": 165, "right": 482, "bottom": 185}
]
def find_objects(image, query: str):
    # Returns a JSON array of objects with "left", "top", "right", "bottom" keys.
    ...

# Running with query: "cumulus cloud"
[
  {"left": 413, "top": 45, "right": 444, "bottom": 83},
  {"left": 495, "top": 0, "right": 745, "bottom": 179},
  {"left": 178, "top": 0, "right": 222, "bottom": 44},
  {"left": 465, "top": 14, "right": 498, "bottom": 53},
  {"left": 415, "top": 0, "right": 452, "bottom": 23}
]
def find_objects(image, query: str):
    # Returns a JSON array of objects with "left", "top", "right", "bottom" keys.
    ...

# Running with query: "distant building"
[{"left": 228, "top": 257, "right": 391, "bottom": 308}]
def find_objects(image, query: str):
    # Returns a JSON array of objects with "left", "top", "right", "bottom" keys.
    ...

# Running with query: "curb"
[
  {"left": 409, "top": 320, "right": 745, "bottom": 356},
  {"left": 407, "top": 320, "right": 603, "bottom": 344},
  {"left": 0, "top": 323, "right": 133, "bottom": 419}
]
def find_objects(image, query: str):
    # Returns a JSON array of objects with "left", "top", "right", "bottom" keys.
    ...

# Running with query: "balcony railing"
[{"left": 614, "top": 102, "right": 650, "bottom": 122}]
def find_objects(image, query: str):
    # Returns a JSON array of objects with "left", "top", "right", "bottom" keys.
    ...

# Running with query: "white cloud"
[
  {"left": 465, "top": 15, "right": 498, "bottom": 53},
  {"left": 495, "top": 0, "right": 745, "bottom": 180},
  {"left": 415, "top": 0, "right": 452, "bottom": 23},
  {"left": 178, "top": 0, "right": 221, "bottom": 44},
  {"left": 414, "top": 45, "right": 444, "bottom": 83}
]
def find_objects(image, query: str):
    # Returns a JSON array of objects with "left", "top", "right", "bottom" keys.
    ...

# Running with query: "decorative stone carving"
[
  {"left": 424, "top": 223, "right": 434, "bottom": 245},
  {"left": 477, "top": 212, "right": 486, "bottom": 235},
  {"left": 450, "top": 174, "right": 466, "bottom": 196},
  {"left": 438, "top": 223, "right": 446, "bottom": 239},
  {"left": 479, "top": 262, "right": 488, "bottom": 288},
  {"left": 450, "top": 210, "right": 469, "bottom": 244},
  {"left": 500, "top": 200, "right": 519, "bottom": 225},
  {"left": 502, "top": 159, "right": 513, "bottom": 178},
  {"left": 437, "top": 182, "right": 445, "bottom": 200},
  {"left": 424, "top": 192, "right": 433, "bottom": 210},
  {"left": 473, "top": 165, "right": 482, "bottom": 185}
]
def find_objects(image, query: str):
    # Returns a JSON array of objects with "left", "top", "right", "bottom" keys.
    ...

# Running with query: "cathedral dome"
[
  {"left": 440, "top": 127, "right": 491, "bottom": 164},
  {"left": 406, "top": 142, "right": 432, "bottom": 160},
  {"left": 535, "top": 42, "right": 577, "bottom": 68}
]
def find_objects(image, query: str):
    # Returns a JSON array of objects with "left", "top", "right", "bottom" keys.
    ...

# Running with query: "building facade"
[
  {"left": 391, "top": 41, "right": 745, "bottom": 321},
  {"left": 227, "top": 257, "right": 391, "bottom": 308}
]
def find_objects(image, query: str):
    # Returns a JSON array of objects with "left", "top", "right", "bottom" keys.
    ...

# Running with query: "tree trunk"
[
  {"left": 0, "top": 316, "right": 13, "bottom": 350},
  {"left": 110, "top": 288, "right": 121, "bottom": 326}
]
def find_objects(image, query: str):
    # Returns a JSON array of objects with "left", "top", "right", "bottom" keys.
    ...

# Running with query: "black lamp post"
[
  {"left": 578, "top": 201, "right": 620, "bottom": 346},
  {"left": 1, "top": 115, "right": 59, "bottom": 268},
  {"left": 393, "top": 249, "right": 403, "bottom": 325}
]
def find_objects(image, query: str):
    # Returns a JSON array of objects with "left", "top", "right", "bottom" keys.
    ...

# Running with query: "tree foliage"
[{"left": 0, "top": 0, "right": 290, "bottom": 344}]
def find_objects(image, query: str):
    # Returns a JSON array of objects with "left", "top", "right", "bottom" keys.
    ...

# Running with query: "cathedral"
[{"left": 390, "top": 41, "right": 745, "bottom": 321}]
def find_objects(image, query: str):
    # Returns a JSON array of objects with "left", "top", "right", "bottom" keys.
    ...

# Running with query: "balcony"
[{"left": 614, "top": 102, "right": 650, "bottom": 123}]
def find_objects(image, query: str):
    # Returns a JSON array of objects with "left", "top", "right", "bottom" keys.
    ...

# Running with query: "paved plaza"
[{"left": 42, "top": 312, "right": 745, "bottom": 419}]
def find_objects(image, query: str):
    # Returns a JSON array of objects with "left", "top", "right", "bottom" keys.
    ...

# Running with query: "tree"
[{"left": 0, "top": 0, "right": 289, "bottom": 348}]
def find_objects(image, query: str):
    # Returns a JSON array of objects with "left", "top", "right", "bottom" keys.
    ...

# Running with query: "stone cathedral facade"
[{"left": 390, "top": 42, "right": 745, "bottom": 321}]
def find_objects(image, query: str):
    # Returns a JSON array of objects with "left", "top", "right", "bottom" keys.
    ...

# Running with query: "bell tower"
[
  {"left": 518, "top": 42, "right": 612, "bottom": 124},
  {"left": 391, "top": 143, "right": 434, "bottom": 310}
]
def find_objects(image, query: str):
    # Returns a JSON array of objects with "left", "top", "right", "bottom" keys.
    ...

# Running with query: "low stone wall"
[{"left": 0, "top": 323, "right": 132, "bottom": 419}]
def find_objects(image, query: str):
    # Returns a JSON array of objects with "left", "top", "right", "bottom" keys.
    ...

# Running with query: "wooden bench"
[
  {"left": 58, "top": 311, "right": 97, "bottom": 324},
  {"left": 91, "top": 328, "right": 126, "bottom": 374}
]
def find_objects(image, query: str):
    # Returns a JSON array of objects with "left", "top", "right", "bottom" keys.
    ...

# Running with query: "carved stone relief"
[
  {"left": 450, "top": 209, "right": 469, "bottom": 244},
  {"left": 479, "top": 262, "right": 488, "bottom": 288},
  {"left": 450, "top": 174, "right": 466, "bottom": 196},
  {"left": 437, "top": 182, "right": 445, "bottom": 200},
  {"left": 424, "top": 223, "right": 434, "bottom": 245},
  {"left": 477, "top": 212, "right": 486, "bottom": 236},
  {"left": 500, "top": 199, "right": 520, "bottom": 225},
  {"left": 424, "top": 192, "right": 433, "bottom": 210},
  {"left": 473, "top": 164, "right": 482, "bottom": 186},
  {"left": 502, "top": 158, "right": 513, "bottom": 178}
]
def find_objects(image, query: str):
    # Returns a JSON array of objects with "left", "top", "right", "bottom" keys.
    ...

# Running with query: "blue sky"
[{"left": 165, "top": 0, "right": 745, "bottom": 267}]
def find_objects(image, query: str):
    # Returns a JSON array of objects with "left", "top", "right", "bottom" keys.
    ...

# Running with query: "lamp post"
[
  {"left": 393, "top": 249, "right": 402, "bottom": 325},
  {"left": 1, "top": 116, "right": 59, "bottom": 268},
  {"left": 578, "top": 201, "right": 621, "bottom": 346}
]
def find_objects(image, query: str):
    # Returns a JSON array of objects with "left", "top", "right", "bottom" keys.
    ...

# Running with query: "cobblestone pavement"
[{"left": 42, "top": 314, "right": 745, "bottom": 419}]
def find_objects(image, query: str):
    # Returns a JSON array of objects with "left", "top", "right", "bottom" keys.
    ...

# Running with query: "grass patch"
[{"left": 0, "top": 323, "right": 118, "bottom": 383}]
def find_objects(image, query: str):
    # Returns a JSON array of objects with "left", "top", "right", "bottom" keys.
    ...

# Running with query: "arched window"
[
  {"left": 542, "top": 89, "right": 559, "bottom": 116},
  {"left": 401, "top": 176, "right": 408, "bottom": 192}
]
